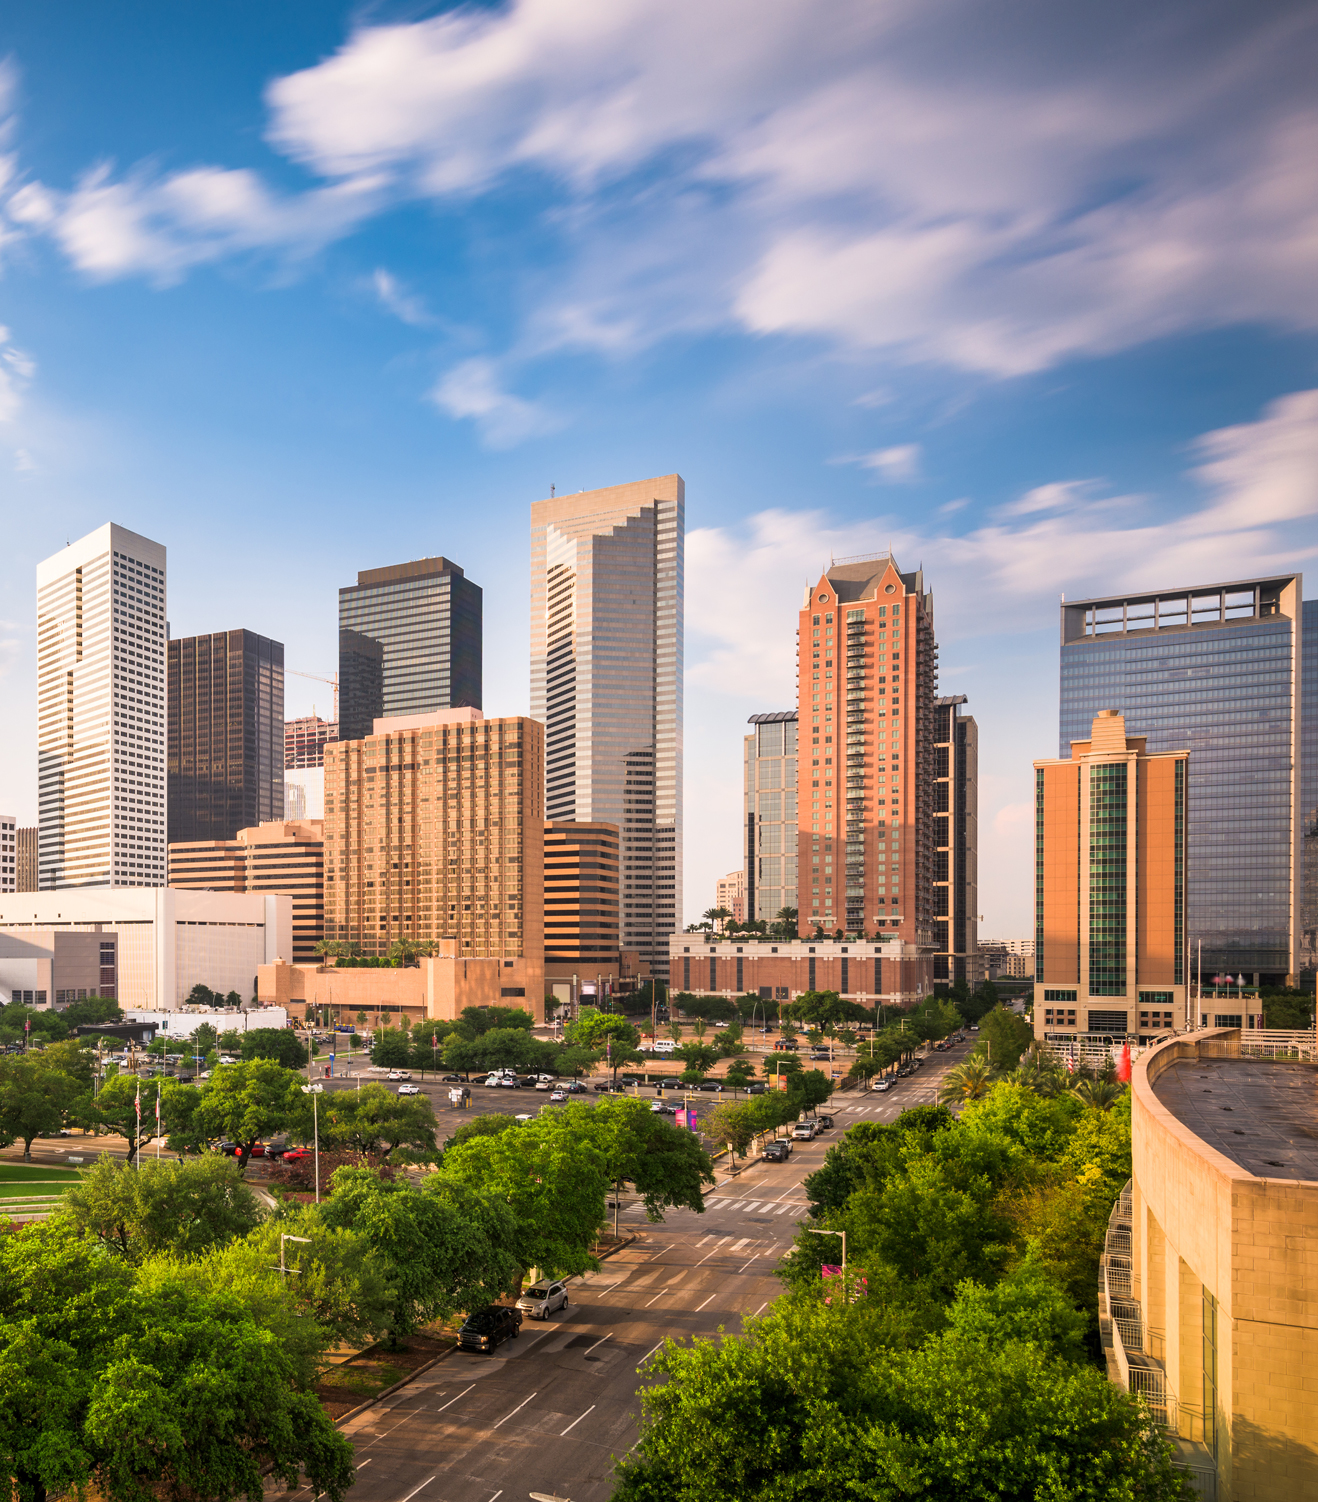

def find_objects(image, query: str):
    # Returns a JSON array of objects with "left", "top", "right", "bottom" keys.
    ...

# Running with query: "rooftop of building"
[
  {"left": 748, "top": 710, "right": 798, "bottom": 724},
  {"left": 346, "top": 556, "right": 467, "bottom": 591},
  {"left": 1151, "top": 1056, "right": 1318, "bottom": 1181}
]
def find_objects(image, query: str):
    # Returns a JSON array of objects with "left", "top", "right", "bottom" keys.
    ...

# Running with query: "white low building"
[
  {"left": 125, "top": 1005, "right": 290, "bottom": 1038},
  {"left": 0, "top": 889, "right": 292, "bottom": 1010}
]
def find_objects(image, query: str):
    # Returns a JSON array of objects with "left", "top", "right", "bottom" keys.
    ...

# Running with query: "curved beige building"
[{"left": 1112, "top": 1028, "right": 1318, "bottom": 1499}]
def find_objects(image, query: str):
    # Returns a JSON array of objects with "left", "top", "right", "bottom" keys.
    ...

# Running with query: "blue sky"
[{"left": 1, "top": 0, "right": 1316, "bottom": 936}]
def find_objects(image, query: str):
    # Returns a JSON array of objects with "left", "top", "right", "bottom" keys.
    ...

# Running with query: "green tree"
[
  {"left": 708, "top": 1101, "right": 757, "bottom": 1162},
  {"left": 0, "top": 1222, "right": 354, "bottom": 1502},
  {"left": 457, "top": 1004, "right": 535, "bottom": 1035},
  {"left": 320, "top": 1168, "right": 520, "bottom": 1343},
  {"left": 36, "top": 1038, "right": 96, "bottom": 1090},
  {"left": 0, "top": 1055, "right": 88, "bottom": 1159},
  {"left": 724, "top": 1056, "right": 757, "bottom": 1089},
  {"left": 796, "top": 1068, "right": 835, "bottom": 1112},
  {"left": 0, "top": 1003, "right": 68, "bottom": 1045},
  {"left": 938, "top": 1056, "right": 996, "bottom": 1105},
  {"left": 444, "top": 1113, "right": 519, "bottom": 1150},
  {"left": 189, "top": 1022, "right": 219, "bottom": 1057},
  {"left": 1071, "top": 1078, "right": 1126, "bottom": 1112},
  {"left": 185, "top": 982, "right": 219, "bottom": 1008},
  {"left": 974, "top": 1004, "right": 1035, "bottom": 1070},
  {"left": 320, "top": 1082, "right": 438, "bottom": 1155},
  {"left": 238, "top": 1027, "right": 309, "bottom": 1070},
  {"left": 58, "top": 995, "right": 124, "bottom": 1029},
  {"left": 947, "top": 1244, "right": 1089, "bottom": 1363},
  {"left": 674, "top": 1041, "right": 718, "bottom": 1076},
  {"left": 58, "top": 1155, "right": 262, "bottom": 1261},
  {"left": 187, "top": 1059, "right": 311, "bottom": 1172},
  {"left": 582, "top": 1098, "right": 713, "bottom": 1219},
  {"left": 93, "top": 1074, "right": 177, "bottom": 1164}
]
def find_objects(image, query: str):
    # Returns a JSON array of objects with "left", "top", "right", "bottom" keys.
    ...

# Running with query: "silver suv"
[{"left": 516, "top": 1280, "right": 569, "bottom": 1320}]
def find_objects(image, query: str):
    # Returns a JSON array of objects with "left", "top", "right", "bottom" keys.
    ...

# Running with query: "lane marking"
[
  {"left": 560, "top": 1404, "right": 596, "bottom": 1436},
  {"left": 774, "top": 1204, "right": 791, "bottom": 1214},
  {"left": 694, "top": 1293, "right": 716, "bottom": 1311},
  {"left": 731, "top": 1237, "right": 751, "bottom": 1251},
  {"left": 435, "top": 1383, "right": 476, "bottom": 1414},
  {"left": 488, "top": 1494, "right": 503, "bottom": 1502},
  {"left": 491, "top": 1391, "right": 538, "bottom": 1429},
  {"left": 584, "top": 1332, "right": 613, "bottom": 1355},
  {"left": 754, "top": 1301, "right": 769, "bottom": 1315},
  {"left": 644, "top": 1289, "right": 669, "bottom": 1307},
  {"left": 639, "top": 1340, "right": 665, "bottom": 1364},
  {"left": 395, "top": 1479, "right": 436, "bottom": 1502},
  {"left": 696, "top": 1235, "right": 714, "bottom": 1245}
]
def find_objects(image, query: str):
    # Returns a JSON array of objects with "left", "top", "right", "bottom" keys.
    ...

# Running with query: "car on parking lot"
[
  {"left": 441, "top": 1073, "right": 463, "bottom": 1083},
  {"left": 564, "top": 1081, "right": 588, "bottom": 1094},
  {"left": 815, "top": 1114, "right": 834, "bottom": 1130},
  {"left": 281, "top": 1147, "right": 312, "bottom": 1164},
  {"left": 591, "top": 1081, "right": 615, "bottom": 1092},
  {"left": 386, "top": 1071, "right": 411, "bottom": 1081},
  {"left": 809, "top": 1049, "right": 830, "bottom": 1060},
  {"left": 535, "top": 1078, "right": 553, "bottom": 1090},
  {"left": 763, "top": 1140, "right": 791, "bottom": 1162},
  {"left": 773, "top": 1038, "right": 799, "bottom": 1051},
  {"left": 457, "top": 1305, "right": 522, "bottom": 1353},
  {"left": 516, "top": 1280, "right": 569, "bottom": 1319},
  {"left": 650, "top": 1101, "right": 677, "bottom": 1114},
  {"left": 218, "top": 1141, "right": 265, "bottom": 1157},
  {"left": 792, "top": 1121, "right": 817, "bottom": 1141},
  {"left": 398, "top": 1083, "right": 421, "bottom": 1095},
  {"left": 872, "top": 1077, "right": 893, "bottom": 1093},
  {"left": 747, "top": 1081, "right": 767, "bottom": 1095},
  {"left": 549, "top": 1089, "right": 566, "bottom": 1102},
  {"left": 696, "top": 1080, "right": 724, "bottom": 1092}
]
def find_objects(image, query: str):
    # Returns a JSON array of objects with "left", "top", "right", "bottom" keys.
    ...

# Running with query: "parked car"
[
  {"left": 516, "top": 1280, "right": 569, "bottom": 1320},
  {"left": 592, "top": 1081, "right": 615, "bottom": 1092},
  {"left": 218, "top": 1141, "right": 265, "bottom": 1157},
  {"left": 398, "top": 1084, "right": 421, "bottom": 1095},
  {"left": 514, "top": 1113, "right": 534, "bottom": 1123},
  {"left": 809, "top": 1049, "right": 831, "bottom": 1060},
  {"left": 564, "top": 1081, "right": 588, "bottom": 1094},
  {"left": 549, "top": 1089, "right": 566, "bottom": 1102},
  {"left": 441, "top": 1073, "right": 463, "bottom": 1083},
  {"left": 815, "top": 1114, "right": 834, "bottom": 1130},
  {"left": 792, "top": 1121, "right": 817, "bottom": 1141},
  {"left": 535, "top": 1078, "right": 552, "bottom": 1090},
  {"left": 747, "top": 1081, "right": 767, "bottom": 1095},
  {"left": 773, "top": 1039, "right": 799, "bottom": 1051},
  {"left": 650, "top": 1101, "right": 677, "bottom": 1114},
  {"left": 763, "top": 1140, "right": 791, "bottom": 1162},
  {"left": 872, "top": 1077, "right": 893, "bottom": 1093},
  {"left": 696, "top": 1081, "right": 724, "bottom": 1092},
  {"left": 458, "top": 1305, "right": 522, "bottom": 1353},
  {"left": 386, "top": 1070, "right": 412, "bottom": 1081},
  {"left": 281, "top": 1147, "right": 312, "bottom": 1164}
]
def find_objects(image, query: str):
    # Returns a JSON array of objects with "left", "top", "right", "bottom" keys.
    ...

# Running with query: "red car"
[{"left": 279, "top": 1147, "right": 313, "bottom": 1164}]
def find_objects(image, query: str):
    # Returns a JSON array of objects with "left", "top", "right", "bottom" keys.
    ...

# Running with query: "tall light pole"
[
  {"left": 279, "top": 1233, "right": 311, "bottom": 1278},
  {"left": 301, "top": 1083, "right": 324, "bottom": 1203},
  {"left": 806, "top": 1225, "right": 846, "bottom": 1273}
]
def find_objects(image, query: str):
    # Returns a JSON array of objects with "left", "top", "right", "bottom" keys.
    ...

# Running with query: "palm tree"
[
  {"left": 1072, "top": 1078, "right": 1124, "bottom": 1111},
  {"left": 1010, "top": 1045, "right": 1067, "bottom": 1098},
  {"left": 704, "top": 906, "right": 733, "bottom": 933},
  {"left": 938, "top": 1057, "right": 995, "bottom": 1105}
]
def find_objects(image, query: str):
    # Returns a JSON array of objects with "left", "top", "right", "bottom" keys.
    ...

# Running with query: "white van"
[{"left": 646, "top": 1039, "right": 677, "bottom": 1055}]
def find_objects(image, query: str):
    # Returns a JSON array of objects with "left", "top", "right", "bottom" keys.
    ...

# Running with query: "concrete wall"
[{"left": 1132, "top": 1031, "right": 1318, "bottom": 1500}]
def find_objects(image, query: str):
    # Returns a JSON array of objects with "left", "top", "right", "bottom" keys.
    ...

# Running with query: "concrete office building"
[
  {"left": 543, "top": 820, "right": 637, "bottom": 998},
  {"left": 1033, "top": 711, "right": 1188, "bottom": 1044},
  {"left": 322, "top": 708, "right": 545, "bottom": 1016},
  {"left": 670, "top": 933, "right": 933, "bottom": 1007},
  {"left": 530, "top": 476, "right": 683, "bottom": 976},
  {"left": 0, "top": 888, "right": 291, "bottom": 1009},
  {"left": 0, "top": 816, "right": 13, "bottom": 893},
  {"left": 0, "top": 929, "right": 116, "bottom": 1006},
  {"left": 169, "top": 819, "right": 325, "bottom": 964},
  {"left": 338, "top": 557, "right": 482, "bottom": 744},
  {"left": 933, "top": 695, "right": 979, "bottom": 987},
  {"left": 1061, "top": 575, "right": 1306, "bottom": 986},
  {"left": 286, "top": 715, "right": 337, "bottom": 769},
  {"left": 168, "top": 630, "right": 284, "bottom": 844},
  {"left": 38, "top": 524, "right": 167, "bottom": 888},
  {"left": 715, "top": 869, "right": 745, "bottom": 924},
  {"left": 1301, "top": 599, "right": 1317, "bottom": 987},
  {"left": 16, "top": 828, "right": 37, "bottom": 892},
  {"left": 1105, "top": 1029, "right": 1318, "bottom": 1499},
  {"left": 797, "top": 555, "right": 938, "bottom": 947},
  {"left": 743, "top": 712, "right": 798, "bottom": 926}
]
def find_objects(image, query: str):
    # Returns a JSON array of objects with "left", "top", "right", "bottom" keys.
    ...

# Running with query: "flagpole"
[
  {"left": 156, "top": 1082, "right": 162, "bottom": 1163},
  {"left": 134, "top": 1079, "right": 142, "bottom": 1170}
]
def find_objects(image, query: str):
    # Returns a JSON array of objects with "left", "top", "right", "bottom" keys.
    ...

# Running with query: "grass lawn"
[{"left": 0, "top": 1164, "right": 84, "bottom": 1184}]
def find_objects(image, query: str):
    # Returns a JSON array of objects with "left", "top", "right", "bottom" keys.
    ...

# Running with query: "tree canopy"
[{"left": 238, "top": 1027, "right": 308, "bottom": 1070}]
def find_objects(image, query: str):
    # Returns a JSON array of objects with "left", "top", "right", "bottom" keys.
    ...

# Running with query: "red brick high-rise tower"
[{"left": 796, "top": 556, "right": 937, "bottom": 948}]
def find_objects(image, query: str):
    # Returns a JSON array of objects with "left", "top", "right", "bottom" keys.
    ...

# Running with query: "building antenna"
[{"left": 550, "top": 484, "right": 556, "bottom": 496}]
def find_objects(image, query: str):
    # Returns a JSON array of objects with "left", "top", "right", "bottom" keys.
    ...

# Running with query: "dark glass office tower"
[
  {"left": 338, "top": 557, "right": 481, "bottom": 744},
  {"left": 1301, "top": 599, "right": 1317, "bottom": 989},
  {"left": 168, "top": 630, "right": 284, "bottom": 843},
  {"left": 1059, "top": 575, "right": 1304, "bottom": 986},
  {"left": 932, "top": 695, "right": 978, "bottom": 987}
]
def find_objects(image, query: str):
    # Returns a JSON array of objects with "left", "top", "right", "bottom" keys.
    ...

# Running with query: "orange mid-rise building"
[
  {"left": 322, "top": 708, "right": 545, "bottom": 1016},
  {"left": 1033, "top": 710, "right": 1188, "bottom": 1044},
  {"left": 796, "top": 555, "right": 939, "bottom": 951}
]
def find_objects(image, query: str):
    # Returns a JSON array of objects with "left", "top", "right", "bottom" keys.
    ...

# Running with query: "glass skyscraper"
[
  {"left": 1301, "top": 599, "right": 1317, "bottom": 988},
  {"left": 338, "top": 557, "right": 481, "bottom": 744},
  {"left": 1059, "top": 575, "right": 1304, "bottom": 985},
  {"left": 933, "top": 695, "right": 978, "bottom": 986},
  {"left": 744, "top": 712, "right": 798, "bottom": 924},
  {"left": 530, "top": 476, "right": 683, "bottom": 977}
]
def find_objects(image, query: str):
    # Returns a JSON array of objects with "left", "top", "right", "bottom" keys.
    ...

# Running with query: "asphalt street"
[{"left": 272, "top": 1039, "right": 973, "bottom": 1502}]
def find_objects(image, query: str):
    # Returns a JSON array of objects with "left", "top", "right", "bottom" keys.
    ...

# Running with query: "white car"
[
  {"left": 516, "top": 1280, "right": 569, "bottom": 1320},
  {"left": 386, "top": 1070, "right": 412, "bottom": 1081},
  {"left": 872, "top": 1077, "right": 893, "bottom": 1093},
  {"left": 549, "top": 1089, "right": 566, "bottom": 1102},
  {"left": 398, "top": 1084, "right": 421, "bottom": 1096},
  {"left": 535, "top": 1079, "right": 552, "bottom": 1090}
]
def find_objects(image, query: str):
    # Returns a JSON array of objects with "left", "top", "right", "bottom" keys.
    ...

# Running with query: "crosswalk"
[{"left": 703, "top": 1196, "right": 808, "bottom": 1214}]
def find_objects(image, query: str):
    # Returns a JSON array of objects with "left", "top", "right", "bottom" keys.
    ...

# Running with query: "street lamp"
[
  {"left": 279, "top": 1233, "right": 311, "bottom": 1278},
  {"left": 301, "top": 1083, "right": 324, "bottom": 1203},
  {"left": 806, "top": 1226, "right": 846, "bottom": 1272}
]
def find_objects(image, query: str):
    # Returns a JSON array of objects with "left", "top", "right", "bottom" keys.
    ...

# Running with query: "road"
[{"left": 282, "top": 1038, "right": 973, "bottom": 1502}]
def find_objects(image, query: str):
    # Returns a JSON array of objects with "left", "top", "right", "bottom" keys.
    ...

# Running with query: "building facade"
[
  {"left": 1114, "top": 1029, "right": 1318, "bottom": 1500},
  {"left": 0, "top": 888, "right": 291, "bottom": 1009},
  {"left": 16, "top": 828, "right": 37, "bottom": 892},
  {"left": 1033, "top": 711, "right": 1188, "bottom": 1044},
  {"left": 168, "top": 629, "right": 284, "bottom": 844},
  {"left": 322, "top": 709, "right": 545, "bottom": 1015},
  {"left": 932, "top": 695, "right": 978, "bottom": 985},
  {"left": 1061, "top": 575, "right": 1304, "bottom": 986},
  {"left": 1301, "top": 598, "right": 1316, "bottom": 988},
  {"left": 38, "top": 524, "right": 167, "bottom": 889},
  {"left": 797, "top": 555, "right": 937, "bottom": 947},
  {"left": 284, "top": 768, "right": 325, "bottom": 821},
  {"left": 0, "top": 817, "right": 13, "bottom": 893},
  {"left": 669, "top": 933, "right": 933, "bottom": 1007},
  {"left": 530, "top": 476, "right": 683, "bottom": 976},
  {"left": 715, "top": 869, "right": 745, "bottom": 923},
  {"left": 543, "top": 820, "right": 632, "bottom": 990},
  {"left": 338, "top": 557, "right": 482, "bottom": 744},
  {"left": 743, "top": 712, "right": 798, "bottom": 926},
  {"left": 169, "top": 819, "right": 325, "bottom": 963},
  {"left": 285, "top": 714, "right": 337, "bottom": 769},
  {"left": 0, "top": 929, "right": 116, "bottom": 1006}
]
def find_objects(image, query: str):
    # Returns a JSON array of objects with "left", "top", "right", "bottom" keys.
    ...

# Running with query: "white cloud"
[
  {"left": 1189, "top": 388, "right": 1318, "bottom": 531},
  {"left": 429, "top": 357, "right": 559, "bottom": 447},
  {"left": 371, "top": 269, "right": 436, "bottom": 328},
  {"left": 7, "top": 0, "right": 1318, "bottom": 375},
  {"left": 857, "top": 444, "right": 921, "bottom": 481},
  {"left": 0, "top": 324, "right": 33, "bottom": 423}
]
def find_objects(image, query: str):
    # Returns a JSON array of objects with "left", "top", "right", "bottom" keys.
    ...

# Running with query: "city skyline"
[{"left": 2, "top": 3, "right": 1317, "bottom": 938}]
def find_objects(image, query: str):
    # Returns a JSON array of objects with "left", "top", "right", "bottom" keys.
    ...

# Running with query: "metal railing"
[{"left": 1099, "top": 1182, "right": 1175, "bottom": 1431}]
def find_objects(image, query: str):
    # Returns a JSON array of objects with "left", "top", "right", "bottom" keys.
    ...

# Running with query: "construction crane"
[{"left": 287, "top": 669, "right": 338, "bottom": 724}]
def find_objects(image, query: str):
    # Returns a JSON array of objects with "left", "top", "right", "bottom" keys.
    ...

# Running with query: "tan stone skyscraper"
[
  {"left": 796, "top": 555, "right": 937, "bottom": 947},
  {"left": 322, "top": 709, "right": 544, "bottom": 1011},
  {"left": 530, "top": 476, "right": 683, "bottom": 976},
  {"left": 1033, "top": 710, "right": 1188, "bottom": 1043}
]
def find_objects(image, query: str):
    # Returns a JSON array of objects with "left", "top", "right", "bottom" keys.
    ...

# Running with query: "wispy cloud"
[
  {"left": 429, "top": 357, "right": 559, "bottom": 448},
  {"left": 856, "top": 444, "right": 921, "bottom": 481},
  {"left": 6, "top": 0, "right": 1318, "bottom": 377},
  {"left": 371, "top": 268, "right": 437, "bottom": 328}
]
